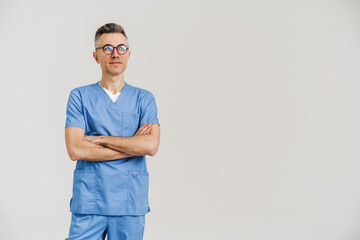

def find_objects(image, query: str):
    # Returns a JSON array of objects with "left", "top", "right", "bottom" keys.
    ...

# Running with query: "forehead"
[{"left": 98, "top": 33, "right": 128, "bottom": 46}]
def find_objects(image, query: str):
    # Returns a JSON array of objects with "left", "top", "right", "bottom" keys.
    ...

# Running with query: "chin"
[
  {"left": 109, "top": 70, "right": 125, "bottom": 75},
  {"left": 105, "top": 67, "right": 122, "bottom": 73}
]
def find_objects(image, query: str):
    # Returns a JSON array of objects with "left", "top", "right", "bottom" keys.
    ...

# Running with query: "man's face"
[{"left": 93, "top": 33, "right": 131, "bottom": 76}]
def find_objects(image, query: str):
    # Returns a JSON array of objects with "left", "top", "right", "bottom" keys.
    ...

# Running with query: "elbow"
[
  {"left": 68, "top": 148, "right": 80, "bottom": 161},
  {"left": 69, "top": 152, "right": 78, "bottom": 161},
  {"left": 148, "top": 145, "right": 159, "bottom": 156}
]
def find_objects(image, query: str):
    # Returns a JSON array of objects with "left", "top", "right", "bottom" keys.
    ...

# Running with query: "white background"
[{"left": 0, "top": 0, "right": 360, "bottom": 239}]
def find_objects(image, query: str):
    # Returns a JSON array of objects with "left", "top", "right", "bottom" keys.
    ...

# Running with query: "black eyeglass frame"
[{"left": 95, "top": 44, "right": 129, "bottom": 55}]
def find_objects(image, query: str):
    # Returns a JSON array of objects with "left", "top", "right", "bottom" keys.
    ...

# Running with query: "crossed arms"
[{"left": 65, "top": 123, "right": 160, "bottom": 161}]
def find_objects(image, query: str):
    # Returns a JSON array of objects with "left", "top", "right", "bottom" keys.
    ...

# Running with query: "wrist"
[{"left": 99, "top": 135, "right": 107, "bottom": 146}]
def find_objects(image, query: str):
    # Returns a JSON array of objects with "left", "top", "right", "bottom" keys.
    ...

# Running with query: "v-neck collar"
[{"left": 96, "top": 80, "right": 128, "bottom": 108}]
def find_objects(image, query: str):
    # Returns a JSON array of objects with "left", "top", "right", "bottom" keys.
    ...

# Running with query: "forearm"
[
  {"left": 72, "top": 138, "right": 134, "bottom": 161},
  {"left": 98, "top": 135, "right": 154, "bottom": 156}
]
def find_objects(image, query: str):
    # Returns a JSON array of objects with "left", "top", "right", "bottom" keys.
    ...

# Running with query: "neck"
[{"left": 99, "top": 72, "right": 125, "bottom": 94}]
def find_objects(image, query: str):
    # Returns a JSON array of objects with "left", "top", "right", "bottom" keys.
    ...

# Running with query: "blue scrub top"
[{"left": 65, "top": 81, "right": 160, "bottom": 216}]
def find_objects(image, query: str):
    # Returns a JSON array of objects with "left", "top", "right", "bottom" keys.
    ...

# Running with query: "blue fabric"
[
  {"left": 65, "top": 81, "right": 160, "bottom": 215},
  {"left": 65, "top": 213, "right": 145, "bottom": 240}
]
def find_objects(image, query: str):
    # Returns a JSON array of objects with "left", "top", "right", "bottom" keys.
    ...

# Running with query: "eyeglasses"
[{"left": 95, "top": 44, "right": 129, "bottom": 55}]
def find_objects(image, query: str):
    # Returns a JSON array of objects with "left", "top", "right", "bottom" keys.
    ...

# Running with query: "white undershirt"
[{"left": 98, "top": 82, "right": 121, "bottom": 103}]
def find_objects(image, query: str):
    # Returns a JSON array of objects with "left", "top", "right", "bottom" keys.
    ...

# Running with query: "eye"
[
  {"left": 104, "top": 45, "right": 114, "bottom": 51},
  {"left": 119, "top": 45, "right": 127, "bottom": 51}
]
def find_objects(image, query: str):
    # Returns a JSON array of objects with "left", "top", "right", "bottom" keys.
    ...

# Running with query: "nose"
[{"left": 111, "top": 48, "right": 120, "bottom": 58}]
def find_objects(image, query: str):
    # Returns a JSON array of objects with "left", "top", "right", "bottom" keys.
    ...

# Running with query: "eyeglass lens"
[{"left": 103, "top": 45, "right": 127, "bottom": 55}]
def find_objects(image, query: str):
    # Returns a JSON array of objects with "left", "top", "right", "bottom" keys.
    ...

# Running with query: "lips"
[{"left": 110, "top": 62, "right": 122, "bottom": 64}]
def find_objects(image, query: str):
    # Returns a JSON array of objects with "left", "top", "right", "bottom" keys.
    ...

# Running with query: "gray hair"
[{"left": 94, "top": 23, "right": 128, "bottom": 49}]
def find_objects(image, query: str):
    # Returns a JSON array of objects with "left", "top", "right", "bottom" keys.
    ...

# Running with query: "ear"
[
  {"left": 93, "top": 51, "right": 100, "bottom": 64},
  {"left": 128, "top": 50, "right": 131, "bottom": 58}
]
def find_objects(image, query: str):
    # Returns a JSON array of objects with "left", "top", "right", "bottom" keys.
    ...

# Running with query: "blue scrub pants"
[{"left": 65, "top": 213, "right": 145, "bottom": 240}]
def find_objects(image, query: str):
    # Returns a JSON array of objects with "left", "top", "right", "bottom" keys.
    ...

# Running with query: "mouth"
[{"left": 110, "top": 62, "right": 122, "bottom": 64}]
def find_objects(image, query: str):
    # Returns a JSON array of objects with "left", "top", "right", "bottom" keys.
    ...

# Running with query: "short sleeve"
[
  {"left": 139, "top": 91, "right": 160, "bottom": 127},
  {"left": 65, "top": 89, "right": 86, "bottom": 130}
]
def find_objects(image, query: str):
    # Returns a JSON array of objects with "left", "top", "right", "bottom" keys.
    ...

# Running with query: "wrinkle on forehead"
[{"left": 98, "top": 33, "right": 129, "bottom": 47}]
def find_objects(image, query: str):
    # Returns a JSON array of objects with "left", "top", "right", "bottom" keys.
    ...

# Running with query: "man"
[{"left": 64, "top": 23, "right": 160, "bottom": 240}]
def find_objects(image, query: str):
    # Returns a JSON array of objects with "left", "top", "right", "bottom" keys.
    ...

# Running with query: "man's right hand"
[{"left": 135, "top": 123, "right": 152, "bottom": 136}]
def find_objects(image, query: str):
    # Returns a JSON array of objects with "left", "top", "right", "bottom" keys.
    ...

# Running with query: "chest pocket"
[{"left": 122, "top": 112, "right": 140, "bottom": 137}]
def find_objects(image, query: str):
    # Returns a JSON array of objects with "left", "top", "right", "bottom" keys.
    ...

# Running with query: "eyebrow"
[{"left": 103, "top": 43, "right": 126, "bottom": 46}]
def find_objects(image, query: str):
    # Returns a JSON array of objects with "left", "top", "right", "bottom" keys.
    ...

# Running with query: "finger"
[
  {"left": 141, "top": 125, "right": 152, "bottom": 135},
  {"left": 136, "top": 124, "right": 151, "bottom": 136},
  {"left": 140, "top": 123, "right": 149, "bottom": 129},
  {"left": 145, "top": 124, "right": 152, "bottom": 133},
  {"left": 141, "top": 124, "right": 153, "bottom": 135},
  {"left": 135, "top": 123, "right": 148, "bottom": 136},
  {"left": 145, "top": 126, "right": 153, "bottom": 135},
  {"left": 135, "top": 123, "right": 153, "bottom": 136}
]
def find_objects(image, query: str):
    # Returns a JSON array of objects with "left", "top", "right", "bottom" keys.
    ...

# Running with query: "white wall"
[{"left": 0, "top": 0, "right": 359, "bottom": 239}]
